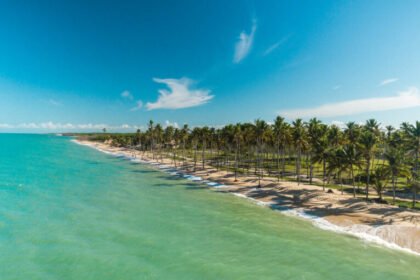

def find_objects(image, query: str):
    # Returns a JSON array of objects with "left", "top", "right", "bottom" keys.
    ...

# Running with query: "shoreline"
[{"left": 72, "top": 139, "right": 420, "bottom": 256}]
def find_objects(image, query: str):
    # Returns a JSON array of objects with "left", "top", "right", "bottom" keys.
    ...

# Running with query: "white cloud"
[
  {"left": 0, "top": 122, "right": 134, "bottom": 131},
  {"left": 263, "top": 42, "right": 281, "bottom": 56},
  {"left": 263, "top": 36, "right": 289, "bottom": 56},
  {"left": 165, "top": 120, "right": 179, "bottom": 128},
  {"left": 330, "top": 120, "right": 346, "bottom": 129},
  {"left": 146, "top": 78, "right": 213, "bottom": 110},
  {"left": 279, "top": 87, "right": 420, "bottom": 119},
  {"left": 121, "top": 90, "right": 133, "bottom": 100},
  {"left": 130, "top": 100, "right": 143, "bottom": 111},
  {"left": 332, "top": 85, "right": 342, "bottom": 90},
  {"left": 48, "top": 99, "right": 62, "bottom": 106},
  {"left": 379, "top": 78, "right": 398, "bottom": 86},
  {"left": 233, "top": 19, "right": 257, "bottom": 63},
  {"left": 0, "top": 123, "right": 13, "bottom": 128}
]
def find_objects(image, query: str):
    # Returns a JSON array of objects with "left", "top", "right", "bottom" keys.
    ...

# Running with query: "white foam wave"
[
  {"left": 231, "top": 193, "right": 419, "bottom": 256},
  {"left": 71, "top": 139, "right": 420, "bottom": 256}
]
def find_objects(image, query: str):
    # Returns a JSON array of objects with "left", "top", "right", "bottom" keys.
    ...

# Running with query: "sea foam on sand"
[{"left": 72, "top": 139, "right": 420, "bottom": 256}]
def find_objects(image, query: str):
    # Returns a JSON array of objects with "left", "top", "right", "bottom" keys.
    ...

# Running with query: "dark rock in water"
[{"left": 327, "top": 189, "right": 334, "bottom": 193}]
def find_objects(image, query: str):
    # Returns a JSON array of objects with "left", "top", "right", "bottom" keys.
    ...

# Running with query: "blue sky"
[{"left": 0, "top": 0, "right": 419, "bottom": 132}]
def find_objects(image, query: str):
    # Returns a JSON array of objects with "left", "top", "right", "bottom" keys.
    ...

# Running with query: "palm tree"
[
  {"left": 199, "top": 126, "right": 210, "bottom": 170},
  {"left": 365, "top": 119, "right": 381, "bottom": 136},
  {"left": 233, "top": 124, "right": 243, "bottom": 181},
  {"left": 164, "top": 125, "right": 175, "bottom": 162},
  {"left": 273, "top": 116, "right": 291, "bottom": 181},
  {"left": 326, "top": 145, "right": 362, "bottom": 195},
  {"left": 384, "top": 147, "right": 409, "bottom": 203},
  {"left": 180, "top": 124, "right": 189, "bottom": 168},
  {"left": 173, "top": 128, "right": 180, "bottom": 167},
  {"left": 371, "top": 165, "right": 389, "bottom": 201},
  {"left": 254, "top": 119, "right": 269, "bottom": 187},
  {"left": 154, "top": 124, "right": 164, "bottom": 161},
  {"left": 311, "top": 127, "right": 329, "bottom": 190},
  {"left": 326, "top": 148, "right": 347, "bottom": 194},
  {"left": 359, "top": 130, "right": 377, "bottom": 200},
  {"left": 344, "top": 122, "right": 361, "bottom": 145},
  {"left": 147, "top": 120, "right": 155, "bottom": 158},
  {"left": 307, "top": 118, "right": 322, "bottom": 184},
  {"left": 191, "top": 127, "right": 201, "bottom": 171},
  {"left": 401, "top": 121, "right": 420, "bottom": 207},
  {"left": 292, "top": 119, "right": 307, "bottom": 185}
]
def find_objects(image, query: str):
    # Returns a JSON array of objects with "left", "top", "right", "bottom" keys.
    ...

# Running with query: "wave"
[
  {"left": 72, "top": 139, "right": 420, "bottom": 256},
  {"left": 232, "top": 193, "right": 420, "bottom": 256}
]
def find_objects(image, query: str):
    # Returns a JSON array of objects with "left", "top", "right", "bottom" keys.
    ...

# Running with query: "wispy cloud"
[
  {"left": 379, "top": 78, "right": 398, "bottom": 86},
  {"left": 332, "top": 85, "right": 342, "bottom": 90},
  {"left": 130, "top": 100, "right": 143, "bottom": 111},
  {"left": 0, "top": 122, "right": 140, "bottom": 131},
  {"left": 146, "top": 78, "right": 213, "bottom": 110},
  {"left": 48, "top": 99, "right": 62, "bottom": 106},
  {"left": 279, "top": 87, "right": 420, "bottom": 119},
  {"left": 233, "top": 19, "right": 257, "bottom": 63},
  {"left": 263, "top": 35, "right": 289, "bottom": 56},
  {"left": 121, "top": 90, "right": 133, "bottom": 100}
]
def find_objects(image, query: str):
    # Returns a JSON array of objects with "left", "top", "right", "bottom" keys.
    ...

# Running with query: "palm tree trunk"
[
  {"left": 235, "top": 143, "right": 239, "bottom": 181},
  {"left": 322, "top": 159, "right": 326, "bottom": 191},
  {"left": 296, "top": 147, "right": 301, "bottom": 185},
  {"left": 281, "top": 148, "right": 286, "bottom": 178},
  {"left": 392, "top": 173, "right": 396, "bottom": 204},
  {"left": 366, "top": 158, "right": 371, "bottom": 200},
  {"left": 202, "top": 140, "right": 206, "bottom": 170},
  {"left": 413, "top": 150, "right": 419, "bottom": 208},
  {"left": 351, "top": 165, "right": 356, "bottom": 198},
  {"left": 193, "top": 144, "right": 198, "bottom": 172},
  {"left": 258, "top": 140, "right": 262, "bottom": 188},
  {"left": 309, "top": 159, "right": 313, "bottom": 185}
]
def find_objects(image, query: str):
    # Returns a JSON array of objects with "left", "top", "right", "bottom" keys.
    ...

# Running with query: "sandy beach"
[{"left": 74, "top": 139, "right": 420, "bottom": 255}]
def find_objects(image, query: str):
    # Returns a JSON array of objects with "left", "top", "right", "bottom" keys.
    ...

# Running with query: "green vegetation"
[{"left": 80, "top": 118, "right": 420, "bottom": 209}]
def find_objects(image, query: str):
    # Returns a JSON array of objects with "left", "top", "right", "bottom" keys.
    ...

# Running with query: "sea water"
[{"left": 0, "top": 134, "right": 418, "bottom": 280}]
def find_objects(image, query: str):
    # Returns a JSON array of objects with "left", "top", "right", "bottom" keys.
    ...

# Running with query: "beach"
[{"left": 74, "top": 139, "right": 420, "bottom": 255}]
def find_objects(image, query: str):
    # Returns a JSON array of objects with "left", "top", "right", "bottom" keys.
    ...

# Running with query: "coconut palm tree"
[
  {"left": 292, "top": 119, "right": 307, "bottom": 185},
  {"left": 254, "top": 119, "right": 269, "bottom": 187},
  {"left": 190, "top": 127, "right": 201, "bottom": 171},
  {"left": 359, "top": 130, "right": 377, "bottom": 200},
  {"left": 326, "top": 145, "right": 362, "bottom": 195},
  {"left": 164, "top": 125, "right": 175, "bottom": 162},
  {"left": 173, "top": 128, "right": 181, "bottom": 167},
  {"left": 365, "top": 119, "right": 381, "bottom": 136},
  {"left": 401, "top": 121, "right": 420, "bottom": 207},
  {"left": 273, "top": 116, "right": 290, "bottom": 181},
  {"left": 384, "top": 147, "right": 409, "bottom": 203},
  {"left": 371, "top": 165, "right": 389, "bottom": 201},
  {"left": 311, "top": 127, "right": 329, "bottom": 190},
  {"left": 154, "top": 124, "right": 164, "bottom": 161},
  {"left": 233, "top": 124, "right": 243, "bottom": 181},
  {"left": 307, "top": 118, "right": 322, "bottom": 184},
  {"left": 147, "top": 120, "right": 155, "bottom": 158},
  {"left": 344, "top": 122, "right": 361, "bottom": 145},
  {"left": 198, "top": 126, "right": 210, "bottom": 170},
  {"left": 326, "top": 147, "right": 347, "bottom": 194},
  {"left": 180, "top": 124, "right": 189, "bottom": 168}
]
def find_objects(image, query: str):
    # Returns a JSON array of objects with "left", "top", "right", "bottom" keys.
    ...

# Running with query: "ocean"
[{"left": 0, "top": 134, "right": 418, "bottom": 279}]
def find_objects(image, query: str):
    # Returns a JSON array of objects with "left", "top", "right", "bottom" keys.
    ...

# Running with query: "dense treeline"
[{"left": 94, "top": 118, "right": 420, "bottom": 208}]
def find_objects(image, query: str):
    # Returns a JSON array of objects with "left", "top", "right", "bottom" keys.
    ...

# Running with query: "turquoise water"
[{"left": 0, "top": 134, "right": 419, "bottom": 280}]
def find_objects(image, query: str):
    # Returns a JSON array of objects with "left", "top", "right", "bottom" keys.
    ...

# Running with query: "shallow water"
[{"left": 0, "top": 134, "right": 419, "bottom": 280}]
